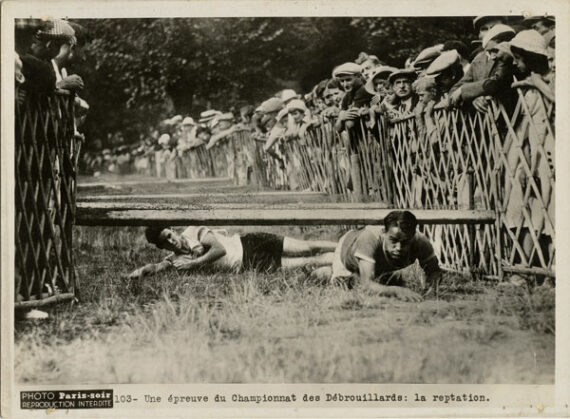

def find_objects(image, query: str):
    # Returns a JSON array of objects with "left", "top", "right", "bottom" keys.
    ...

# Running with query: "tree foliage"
[{"left": 73, "top": 17, "right": 475, "bottom": 148}]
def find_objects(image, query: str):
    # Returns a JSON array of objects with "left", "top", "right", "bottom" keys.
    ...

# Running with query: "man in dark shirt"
[
  {"left": 332, "top": 62, "right": 366, "bottom": 131},
  {"left": 15, "top": 19, "right": 56, "bottom": 94},
  {"left": 315, "top": 210, "right": 442, "bottom": 301}
]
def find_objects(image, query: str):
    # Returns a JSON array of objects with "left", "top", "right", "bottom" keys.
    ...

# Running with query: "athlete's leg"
[
  {"left": 282, "top": 237, "right": 337, "bottom": 256},
  {"left": 280, "top": 252, "right": 334, "bottom": 269}
]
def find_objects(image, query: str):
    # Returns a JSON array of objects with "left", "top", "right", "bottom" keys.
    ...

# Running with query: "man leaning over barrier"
[
  {"left": 126, "top": 226, "right": 337, "bottom": 279},
  {"left": 313, "top": 210, "right": 442, "bottom": 302}
]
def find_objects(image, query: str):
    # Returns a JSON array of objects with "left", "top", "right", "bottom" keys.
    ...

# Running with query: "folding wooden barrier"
[
  {"left": 15, "top": 91, "right": 78, "bottom": 308},
  {"left": 84, "top": 92, "right": 555, "bottom": 280}
]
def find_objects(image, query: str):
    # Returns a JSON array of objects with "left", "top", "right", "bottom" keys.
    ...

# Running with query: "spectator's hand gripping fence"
[
  {"left": 128, "top": 93, "right": 554, "bottom": 280},
  {"left": 17, "top": 89, "right": 554, "bottom": 306}
]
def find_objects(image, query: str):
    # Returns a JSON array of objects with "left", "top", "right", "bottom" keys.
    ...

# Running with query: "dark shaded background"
[{"left": 72, "top": 17, "right": 479, "bottom": 148}]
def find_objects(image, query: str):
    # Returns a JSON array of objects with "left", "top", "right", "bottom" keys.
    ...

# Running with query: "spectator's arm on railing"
[
  {"left": 512, "top": 73, "right": 555, "bottom": 103},
  {"left": 56, "top": 74, "right": 84, "bottom": 92},
  {"left": 334, "top": 108, "right": 360, "bottom": 132},
  {"left": 263, "top": 124, "right": 286, "bottom": 152},
  {"left": 206, "top": 126, "right": 236, "bottom": 149}
]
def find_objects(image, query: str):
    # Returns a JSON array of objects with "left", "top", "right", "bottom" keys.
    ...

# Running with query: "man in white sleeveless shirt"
[{"left": 126, "top": 226, "right": 337, "bottom": 278}]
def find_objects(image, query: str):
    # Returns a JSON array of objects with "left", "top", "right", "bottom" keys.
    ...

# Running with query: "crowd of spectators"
[
  {"left": 76, "top": 15, "right": 555, "bottom": 272},
  {"left": 15, "top": 18, "right": 90, "bottom": 140},
  {"left": 81, "top": 15, "right": 554, "bottom": 182},
  {"left": 15, "top": 15, "right": 556, "bottom": 280}
]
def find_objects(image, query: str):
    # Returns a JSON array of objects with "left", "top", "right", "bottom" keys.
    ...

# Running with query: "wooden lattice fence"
[{"left": 15, "top": 91, "right": 78, "bottom": 308}]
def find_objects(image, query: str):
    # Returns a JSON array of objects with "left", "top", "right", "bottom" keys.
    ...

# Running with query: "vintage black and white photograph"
[{"left": 4, "top": 1, "right": 564, "bottom": 414}]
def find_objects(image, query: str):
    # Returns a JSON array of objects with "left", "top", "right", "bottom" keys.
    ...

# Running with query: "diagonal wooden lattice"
[
  {"left": 138, "top": 94, "right": 554, "bottom": 279},
  {"left": 491, "top": 89, "right": 555, "bottom": 274},
  {"left": 15, "top": 91, "right": 78, "bottom": 307},
  {"left": 387, "top": 108, "right": 503, "bottom": 276}
]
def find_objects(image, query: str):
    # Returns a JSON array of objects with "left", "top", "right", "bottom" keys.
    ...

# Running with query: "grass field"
[{"left": 14, "top": 175, "right": 555, "bottom": 384}]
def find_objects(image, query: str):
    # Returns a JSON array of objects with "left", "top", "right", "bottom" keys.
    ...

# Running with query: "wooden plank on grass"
[
  {"left": 77, "top": 201, "right": 391, "bottom": 210},
  {"left": 78, "top": 191, "right": 329, "bottom": 201},
  {"left": 77, "top": 177, "right": 232, "bottom": 189},
  {"left": 76, "top": 203, "right": 496, "bottom": 226}
]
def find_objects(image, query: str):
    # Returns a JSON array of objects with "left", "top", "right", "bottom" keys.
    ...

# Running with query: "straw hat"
[
  {"left": 364, "top": 65, "right": 397, "bottom": 93},
  {"left": 257, "top": 97, "right": 284, "bottom": 114},
  {"left": 509, "top": 29, "right": 548, "bottom": 57},
  {"left": 281, "top": 89, "right": 298, "bottom": 103},
  {"left": 198, "top": 110, "right": 222, "bottom": 124},
  {"left": 472, "top": 16, "right": 504, "bottom": 30},
  {"left": 388, "top": 69, "right": 417, "bottom": 84},
  {"left": 522, "top": 15, "right": 555, "bottom": 26},
  {"left": 482, "top": 24, "right": 515, "bottom": 49}
]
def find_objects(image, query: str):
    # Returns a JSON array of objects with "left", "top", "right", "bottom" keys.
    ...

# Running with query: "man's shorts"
[
  {"left": 331, "top": 231, "right": 355, "bottom": 283},
  {"left": 240, "top": 233, "right": 284, "bottom": 272}
]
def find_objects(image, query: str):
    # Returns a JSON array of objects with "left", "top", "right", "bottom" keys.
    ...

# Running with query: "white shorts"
[{"left": 331, "top": 231, "right": 354, "bottom": 282}]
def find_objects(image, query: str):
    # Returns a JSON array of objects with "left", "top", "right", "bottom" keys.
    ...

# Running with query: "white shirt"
[
  {"left": 179, "top": 226, "right": 243, "bottom": 270},
  {"left": 51, "top": 59, "right": 67, "bottom": 82}
]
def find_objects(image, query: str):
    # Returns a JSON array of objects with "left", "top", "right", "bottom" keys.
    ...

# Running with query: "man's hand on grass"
[
  {"left": 172, "top": 257, "right": 197, "bottom": 270},
  {"left": 392, "top": 287, "right": 423, "bottom": 302},
  {"left": 361, "top": 280, "right": 422, "bottom": 302},
  {"left": 124, "top": 268, "right": 144, "bottom": 280}
]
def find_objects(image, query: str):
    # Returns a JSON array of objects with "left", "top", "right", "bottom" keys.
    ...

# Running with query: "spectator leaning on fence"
[
  {"left": 207, "top": 112, "right": 236, "bottom": 149},
  {"left": 15, "top": 18, "right": 56, "bottom": 94},
  {"left": 332, "top": 62, "right": 365, "bottom": 132},
  {"left": 504, "top": 29, "right": 555, "bottom": 268},
  {"left": 380, "top": 69, "right": 418, "bottom": 120},
  {"left": 449, "top": 23, "right": 515, "bottom": 111},
  {"left": 312, "top": 210, "right": 441, "bottom": 301},
  {"left": 424, "top": 50, "right": 464, "bottom": 104},
  {"left": 412, "top": 44, "right": 443, "bottom": 77},
  {"left": 442, "top": 40, "right": 472, "bottom": 74},
  {"left": 366, "top": 66, "right": 396, "bottom": 109},
  {"left": 34, "top": 19, "right": 85, "bottom": 94},
  {"left": 448, "top": 16, "right": 507, "bottom": 113}
]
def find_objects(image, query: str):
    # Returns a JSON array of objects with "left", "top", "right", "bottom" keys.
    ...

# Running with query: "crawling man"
[
  {"left": 127, "top": 226, "right": 337, "bottom": 278},
  {"left": 314, "top": 210, "right": 442, "bottom": 301}
]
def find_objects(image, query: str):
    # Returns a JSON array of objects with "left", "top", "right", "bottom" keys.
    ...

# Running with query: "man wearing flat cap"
[
  {"left": 32, "top": 19, "right": 85, "bottom": 93},
  {"left": 449, "top": 23, "right": 515, "bottom": 111},
  {"left": 380, "top": 69, "right": 418, "bottom": 120},
  {"left": 15, "top": 18, "right": 56, "bottom": 93},
  {"left": 449, "top": 16, "right": 512, "bottom": 113},
  {"left": 412, "top": 44, "right": 444, "bottom": 75},
  {"left": 333, "top": 62, "right": 366, "bottom": 132},
  {"left": 425, "top": 50, "right": 464, "bottom": 99}
]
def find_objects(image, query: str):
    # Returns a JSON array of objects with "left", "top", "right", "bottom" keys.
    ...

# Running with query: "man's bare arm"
[
  {"left": 358, "top": 260, "right": 422, "bottom": 301},
  {"left": 126, "top": 260, "right": 172, "bottom": 279},
  {"left": 171, "top": 233, "right": 227, "bottom": 270}
]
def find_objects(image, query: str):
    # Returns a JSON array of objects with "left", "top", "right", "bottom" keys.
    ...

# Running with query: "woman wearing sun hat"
[{"left": 504, "top": 29, "right": 555, "bottom": 268}]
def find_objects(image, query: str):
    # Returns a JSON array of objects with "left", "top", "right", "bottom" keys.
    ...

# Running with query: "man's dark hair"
[
  {"left": 145, "top": 226, "right": 168, "bottom": 248},
  {"left": 384, "top": 210, "right": 417, "bottom": 236},
  {"left": 511, "top": 46, "right": 550, "bottom": 75}
]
